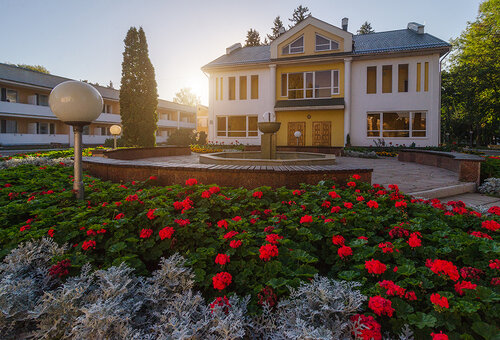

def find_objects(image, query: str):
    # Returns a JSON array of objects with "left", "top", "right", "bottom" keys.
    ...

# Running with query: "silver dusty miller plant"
[
  {"left": 0, "top": 156, "right": 72, "bottom": 170},
  {"left": 478, "top": 177, "right": 500, "bottom": 197}
]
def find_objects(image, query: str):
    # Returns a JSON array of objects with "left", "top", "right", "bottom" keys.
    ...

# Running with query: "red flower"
[
  {"left": 259, "top": 243, "right": 279, "bottom": 261},
  {"left": 300, "top": 215, "right": 313, "bottom": 224},
  {"left": 408, "top": 232, "right": 422, "bottom": 248},
  {"left": 140, "top": 228, "right": 153, "bottom": 239},
  {"left": 332, "top": 234, "right": 345, "bottom": 245},
  {"left": 209, "top": 186, "right": 220, "bottom": 194},
  {"left": 149, "top": 176, "right": 157, "bottom": 180},
  {"left": 378, "top": 242, "right": 395, "bottom": 253},
  {"left": 126, "top": 194, "right": 139, "bottom": 202},
  {"left": 427, "top": 259, "right": 460, "bottom": 281},
  {"left": 388, "top": 184, "right": 399, "bottom": 191},
  {"left": 146, "top": 208, "right": 157, "bottom": 220},
  {"left": 338, "top": 245, "right": 353, "bottom": 259},
  {"left": 115, "top": 213, "right": 125, "bottom": 220},
  {"left": 217, "top": 219, "right": 229, "bottom": 229},
  {"left": 292, "top": 189, "right": 302, "bottom": 195},
  {"left": 344, "top": 202, "right": 353, "bottom": 209},
  {"left": 358, "top": 236, "right": 368, "bottom": 240},
  {"left": 159, "top": 226, "right": 175, "bottom": 240},
  {"left": 328, "top": 191, "right": 341, "bottom": 199},
  {"left": 431, "top": 331, "right": 449, "bottom": 340},
  {"left": 331, "top": 206, "right": 341, "bottom": 213},
  {"left": 487, "top": 206, "right": 500, "bottom": 215},
  {"left": 489, "top": 259, "right": 500, "bottom": 270},
  {"left": 210, "top": 296, "right": 231, "bottom": 314},
  {"left": 229, "top": 240, "right": 242, "bottom": 248},
  {"left": 185, "top": 178, "right": 198, "bottom": 186},
  {"left": 49, "top": 259, "right": 71, "bottom": 278},
  {"left": 174, "top": 218, "right": 190, "bottom": 226},
  {"left": 482, "top": 220, "right": 500, "bottom": 232},
  {"left": 351, "top": 314, "right": 381, "bottom": 340},
  {"left": 356, "top": 196, "right": 365, "bottom": 201},
  {"left": 352, "top": 174, "right": 361, "bottom": 180},
  {"left": 173, "top": 201, "right": 184, "bottom": 210},
  {"left": 215, "top": 253, "right": 230, "bottom": 266},
  {"left": 266, "top": 234, "right": 283, "bottom": 244},
  {"left": 366, "top": 200, "right": 379, "bottom": 208},
  {"left": 430, "top": 293, "right": 449, "bottom": 309},
  {"left": 232, "top": 216, "right": 242, "bottom": 222},
  {"left": 365, "top": 259, "right": 387, "bottom": 275},
  {"left": 82, "top": 240, "right": 96, "bottom": 250},
  {"left": 212, "top": 272, "right": 232, "bottom": 290},
  {"left": 454, "top": 280, "right": 477, "bottom": 295},
  {"left": 470, "top": 231, "right": 492, "bottom": 239},
  {"left": 253, "top": 191, "right": 263, "bottom": 199},
  {"left": 460, "top": 267, "right": 484, "bottom": 280},
  {"left": 405, "top": 291, "right": 417, "bottom": 301},
  {"left": 395, "top": 200, "right": 407, "bottom": 208},
  {"left": 322, "top": 200, "right": 331, "bottom": 208},
  {"left": 368, "top": 296, "right": 394, "bottom": 317},
  {"left": 347, "top": 181, "right": 356, "bottom": 187},
  {"left": 224, "top": 231, "right": 239, "bottom": 239},
  {"left": 258, "top": 286, "right": 278, "bottom": 308},
  {"left": 47, "top": 229, "right": 55, "bottom": 238},
  {"left": 201, "top": 190, "right": 211, "bottom": 198},
  {"left": 379, "top": 280, "right": 405, "bottom": 297}
]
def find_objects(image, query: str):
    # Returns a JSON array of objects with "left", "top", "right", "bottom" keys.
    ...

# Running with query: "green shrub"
[
  {"left": 481, "top": 156, "right": 500, "bottom": 182},
  {"left": 166, "top": 129, "right": 196, "bottom": 146},
  {"left": 0, "top": 165, "right": 499, "bottom": 338}
]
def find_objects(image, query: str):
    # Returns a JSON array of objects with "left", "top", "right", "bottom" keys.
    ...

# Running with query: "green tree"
[
  {"left": 245, "top": 29, "right": 261, "bottom": 46},
  {"left": 357, "top": 21, "right": 375, "bottom": 34},
  {"left": 173, "top": 87, "right": 201, "bottom": 107},
  {"left": 11, "top": 63, "right": 50, "bottom": 74},
  {"left": 442, "top": 0, "right": 499, "bottom": 145},
  {"left": 267, "top": 16, "right": 285, "bottom": 41},
  {"left": 119, "top": 27, "right": 158, "bottom": 147},
  {"left": 289, "top": 5, "right": 310, "bottom": 28}
]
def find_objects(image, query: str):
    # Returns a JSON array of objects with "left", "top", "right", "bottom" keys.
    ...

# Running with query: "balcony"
[
  {"left": 157, "top": 119, "right": 195, "bottom": 129},
  {"left": 0, "top": 133, "right": 69, "bottom": 146},
  {"left": 0, "top": 101, "right": 54, "bottom": 119}
]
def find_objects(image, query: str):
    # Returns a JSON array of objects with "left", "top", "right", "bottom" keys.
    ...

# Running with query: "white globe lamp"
[
  {"left": 49, "top": 81, "right": 103, "bottom": 199},
  {"left": 294, "top": 130, "right": 302, "bottom": 146},
  {"left": 109, "top": 125, "right": 122, "bottom": 149}
]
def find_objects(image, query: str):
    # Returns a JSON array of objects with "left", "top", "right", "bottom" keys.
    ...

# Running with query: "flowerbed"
[
  {"left": 190, "top": 144, "right": 224, "bottom": 153},
  {"left": 0, "top": 164, "right": 499, "bottom": 339}
]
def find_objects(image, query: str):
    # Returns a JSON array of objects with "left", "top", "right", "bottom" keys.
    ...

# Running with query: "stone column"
[{"left": 343, "top": 57, "right": 352, "bottom": 146}]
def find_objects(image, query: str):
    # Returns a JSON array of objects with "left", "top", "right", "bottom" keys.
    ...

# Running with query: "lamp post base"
[{"left": 73, "top": 125, "right": 84, "bottom": 200}]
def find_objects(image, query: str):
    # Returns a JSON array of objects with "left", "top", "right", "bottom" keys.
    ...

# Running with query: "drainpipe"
[{"left": 343, "top": 57, "right": 352, "bottom": 146}]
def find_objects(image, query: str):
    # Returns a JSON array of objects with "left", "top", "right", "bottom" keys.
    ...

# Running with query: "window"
[
  {"left": 398, "top": 64, "right": 408, "bottom": 92},
  {"left": 366, "top": 112, "right": 426, "bottom": 138},
  {"left": 219, "top": 77, "right": 223, "bottom": 100},
  {"left": 228, "top": 77, "right": 235, "bottom": 100},
  {"left": 382, "top": 65, "right": 392, "bottom": 93},
  {"left": 424, "top": 62, "right": 429, "bottom": 92},
  {"left": 102, "top": 104, "right": 112, "bottom": 113},
  {"left": 216, "top": 115, "right": 258, "bottom": 137},
  {"left": 251, "top": 75, "right": 259, "bottom": 99},
  {"left": 284, "top": 70, "right": 339, "bottom": 99},
  {"left": 38, "top": 95, "right": 49, "bottom": 106},
  {"left": 83, "top": 126, "right": 89, "bottom": 135},
  {"left": 367, "top": 66, "right": 377, "bottom": 94},
  {"left": 216, "top": 78, "right": 219, "bottom": 100},
  {"left": 36, "top": 122, "right": 55, "bottom": 135},
  {"left": 239, "top": 76, "right": 247, "bottom": 100},
  {"left": 416, "top": 63, "right": 421, "bottom": 92},
  {"left": 6, "top": 89, "right": 17, "bottom": 103},
  {"left": 0, "top": 119, "right": 17, "bottom": 133},
  {"left": 315, "top": 34, "right": 339, "bottom": 51},
  {"left": 282, "top": 36, "right": 304, "bottom": 55}
]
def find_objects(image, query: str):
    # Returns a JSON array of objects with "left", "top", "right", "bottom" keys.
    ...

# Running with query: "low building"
[
  {"left": 196, "top": 104, "right": 209, "bottom": 135},
  {"left": 0, "top": 63, "right": 196, "bottom": 146},
  {"left": 202, "top": 16, "right": 450, "bottom": 147}
]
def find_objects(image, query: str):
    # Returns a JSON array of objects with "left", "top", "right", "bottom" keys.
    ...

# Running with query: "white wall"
[
  {"left": 208, "top": 67, "right": 271, "bottom": 145},
  {"left": 350, "top": 54, "right": 441, "bottom": 147}
]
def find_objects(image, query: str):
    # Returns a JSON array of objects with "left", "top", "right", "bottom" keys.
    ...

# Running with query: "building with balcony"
[
  {"left": 202, "top": 16, "right": 450, "bottom": 147},
  {"left": 0, "top": 63, "right": 196, "bottom": 146},
  {"left": 196, "top": 104, "right": 209, "bottom": 135}
]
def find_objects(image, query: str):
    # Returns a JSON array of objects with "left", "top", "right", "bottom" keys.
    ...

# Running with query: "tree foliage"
[
  {"left": 289, "top": 5, "right": 310, "bottom": 28},
  {"left": 173, "top": 87, "right": 201, "bottom": 107},
  {"left": 267, "top": 16, "right": 285, "bottom": 41},
  {"left": 119, "top": 27, "right": 158, "bottom": 147},
  {"left": 357, "top": 21, "right": 375, "bottom": 34},
  {"left": 12, "top": 64, "right": 50, "bottom": 74},
  {"left": 245, "top": 29, "right": 261, "bottom": 47},
  {"left": 442, "top": 0, "right": 499, "bottom": 145}
]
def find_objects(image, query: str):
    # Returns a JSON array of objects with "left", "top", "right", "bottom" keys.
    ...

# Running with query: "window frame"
[
  {"left": 216, "top": 115, "right": 259, "bottom": 138},
  {"left": 283, "top": 70, "right": 339, "bottom": 99},
  {"left": 282, "top": 36, "right": 304, "bottom": 55},
  {"left": 365, "top": 111, "right": 427, "bottom": 139},
  {"left": 6, "top": 89, "right": 18, "bottom": 103},
  {"left": 314, "top": 34, "right": 339, "bottom": 52}
]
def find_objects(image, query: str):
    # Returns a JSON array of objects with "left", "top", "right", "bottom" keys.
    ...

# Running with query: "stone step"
[{"left": 408, "top": 182, "right": 476, "bottom": 199}]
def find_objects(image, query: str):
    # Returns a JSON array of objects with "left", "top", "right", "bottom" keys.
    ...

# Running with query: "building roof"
[
  {"left": 0, "top": 63, "right": 195, "bottom": 112},
  {"left": 202, "top": 28, "right": 450, "bottom": 70},
  {"left": 275, "top": 98, "right": 344, "bottom": 109}
]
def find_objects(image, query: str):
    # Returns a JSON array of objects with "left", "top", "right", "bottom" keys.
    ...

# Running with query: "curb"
[{"left": 408, "top": 182, "right": 476, "bottom": 199}]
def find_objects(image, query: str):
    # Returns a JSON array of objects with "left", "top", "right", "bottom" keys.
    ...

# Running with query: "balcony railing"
[{"left": 0, "top": 133, "right": 69, "bottom": 146}]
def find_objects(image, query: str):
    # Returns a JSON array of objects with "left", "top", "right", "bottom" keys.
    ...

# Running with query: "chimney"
[
  {"left": 226, "top": 43, "right": 242, "bottom": 55},
  {"left": 407, "top": 22, "right": 425, "bottom": 34},
  {"left": 342, "top": 17, "right": 349, "bottom": 31}
]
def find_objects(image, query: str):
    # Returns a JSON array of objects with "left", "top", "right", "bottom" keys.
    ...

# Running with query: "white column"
[
  {"left": 343, "top": 58, "right": 352, "bottom": 146},
  {"left": 269, "top": 64, "right": 276, "bottom": 121},
  {"left": 177, "top": 111, "right": 180, "bottom": 129}
]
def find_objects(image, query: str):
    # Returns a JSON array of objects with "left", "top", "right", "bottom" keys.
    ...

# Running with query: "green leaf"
[
  {"left": 407, "top": 312, "right": 437, "bottom": 329},
  {"left": 471, "top": 322, "right": 500, "bottom": 340},
  {"left": 290, "top": 249, "right": 318, "bottom": 263},
  {"left": 338, "top": 270, "right": 360, "bottom": 281},
  {"left": 108, "top": 242, "right": 127, "bottom": 253},
  {"left": 267, "top": 277, "right": 288, "bottom": 288},
  {"left": 194, "top": 268, "right": 206, "bottom": 283},
  {"left": 397, "top": 264, "right": 416, "bottom": 276}
]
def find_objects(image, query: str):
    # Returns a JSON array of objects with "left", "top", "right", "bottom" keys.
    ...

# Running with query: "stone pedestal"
[{"left": 258, "top": 122, "right": 281, "bottom": 160}]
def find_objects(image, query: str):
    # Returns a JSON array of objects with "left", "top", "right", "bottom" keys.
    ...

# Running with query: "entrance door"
[
  {"left": 287, "top": 122, "right": 305, "bottom": 146},
  {"left": 312, "top": 121, "right": 331, "bottom": 146}
]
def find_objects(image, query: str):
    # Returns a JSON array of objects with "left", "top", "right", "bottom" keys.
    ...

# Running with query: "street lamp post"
[
  {"left": 294, "top": 130, "right": 302, "bottom": 146},
  {"left": 49, "top": 81, "right": 103, "bottom": 200},
  {"left": 109, "top": 125, "right": 122, "bottom": 149}
]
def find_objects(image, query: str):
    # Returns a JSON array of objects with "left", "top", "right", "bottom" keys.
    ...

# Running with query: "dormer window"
[
  {"left": 282, "top": 36, "right": 304, "bottom": 55},
  {"left": 315, "top": 34, "right": 339, "bottom": 51}
]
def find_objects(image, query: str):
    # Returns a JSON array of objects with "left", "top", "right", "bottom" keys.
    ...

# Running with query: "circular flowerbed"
[{"left": 0, "top": 164, "right": 499, "bottom": 339}]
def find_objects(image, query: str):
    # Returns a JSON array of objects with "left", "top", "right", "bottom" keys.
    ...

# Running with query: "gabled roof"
[
  {"left": 352, "top": 29, "right": 450, "bottom": 54},
  {"left": 202, "top": 26, "right": 450, "bottom": 70}
]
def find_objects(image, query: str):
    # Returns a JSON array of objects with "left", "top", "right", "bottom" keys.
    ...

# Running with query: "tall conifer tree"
[{"left": 120, "top": 27, "right": 158, "bottom": 147}]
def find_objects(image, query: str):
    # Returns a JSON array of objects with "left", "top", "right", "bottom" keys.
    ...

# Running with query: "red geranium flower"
[
  {"left": 487, "top": 206, "right": 500, "bottom": 215},
  {"left": 115, "top": 213, "right": 125, "bottom": 220},
  {"left": 159, "top": 226, "right": 175, "bottom": 240},
  {"left": 454, "top": 280, "right": 477, "bottom": 295},
  {"left": 146, "top": 208, "right": 157, "bottom": 220},
  {"left": 140, "top": 228, "right": 153, "bottom": 239},
  {"left": 300, "top": 215, "right": 313, "bottom": 223},
  {"left": 149, "top": 176, "right": 157, "bottom": 180},
  {"left": 217, "top": 219, "right": 229, "bottom": 229},
  {"left": 215, "top": 253, "right": 230, "bottom": 266},
  {"left": 427, "top": 259, "right": 460, "bottom": 281},
  {"left": 47, "top": 229, "right": 55, "bottom": 237},
  {"left": 351, "top": 314, "right": 381, "bottom": 340},
  {"left": 395, "top": 200, "right": 407, "bottom": 208},
  {"left": 328, "top": 191, "right": 341, "bottom": 199},
  {"left": 266, "top": 234, "right": 283, "bottom": 244},
  {"left": 338, "top": 245, "right": 353, "bottom": 259},
  {"left": 430, "top": 293, "right": 449, "bottom": 309},
  {"left": 368, "top": 296, "right": 394, "bottom": 317},
  {"left": 366, "top": 200, "right": 379, "bottom": 208},
  {"left": 352, "top": 174, "right": 361, "bottom": 180},
  {"left": 259, "top": 243, "right": 278, "bottom": 261},
  {"left": 332, "top": 234, "right": 345, "bottom": 245},
  {"left": 489, "top": 259, "right": 500, "bottom": 270},
  {"left": 365, "top": 259, "right": 387, "bottom": 275},
  {"left": 212, "top": 272, "right": 232, "bottom": 290},
  {"left": 209, "top": 186, "right": 220, "bottom": 194},
  {"left": 82, "top": 240, "right": 96, "bottom": 250},
  {"left": 482, "top": 220, "right": 500, "bottom": 232},
  {"left": 201, "top": 190, "right": 211, "bottom": 198},
  {"left": 431, "top": 331, "right": 449, "bottom": 340},
  {"left": 347, "top": 181, "right": 356, "bottom": 187},
  {"left": 408, "top": 232, "right": 422, "bottom": 248},
  {"left": 253, "top": 191, "right": 263, "bottom": 199},
  {"left": 224, "top": 231, "right": 239, "bottom": 239},
  {"left": 344, "top": 202, "right": 353, "bottom": 209},
  {"left": 185, "top": 178, "right": 198, "bottom": 186},
  {"left": 229, "top": 240, "right": 242, "bottom": 248},
  {"left": 331, "top": 206, "right": 341, "bottom": 213}
]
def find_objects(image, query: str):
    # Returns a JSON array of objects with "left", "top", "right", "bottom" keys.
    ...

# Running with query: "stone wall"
[{"left": 104, "top": 146, "right": 191, "bottom": 160}]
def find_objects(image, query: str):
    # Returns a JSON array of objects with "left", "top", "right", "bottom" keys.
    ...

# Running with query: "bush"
[
  {"left": 0, "top": 165, "right": 499, "bottom": 338},
  {"left": 481, "top": 156, "right": 500, "bottom": 182},
  {"left": 104, "top": 137, "right": 127, "bottom": 148},
  {"left": 166, "top": 129, "right": 197, "bottom": 146}
]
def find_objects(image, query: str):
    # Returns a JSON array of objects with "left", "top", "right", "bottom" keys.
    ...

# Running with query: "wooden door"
[
  {"left": 287, "top": 122, "right": 305, "bottom": 146},
  {"left": 312, "top": 121, "right": 331, "bottom": 146}
]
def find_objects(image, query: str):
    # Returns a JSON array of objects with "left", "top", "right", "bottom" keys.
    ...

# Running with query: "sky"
[{"left": 0, "top": 0, "right": 483, "bottom": 105}]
